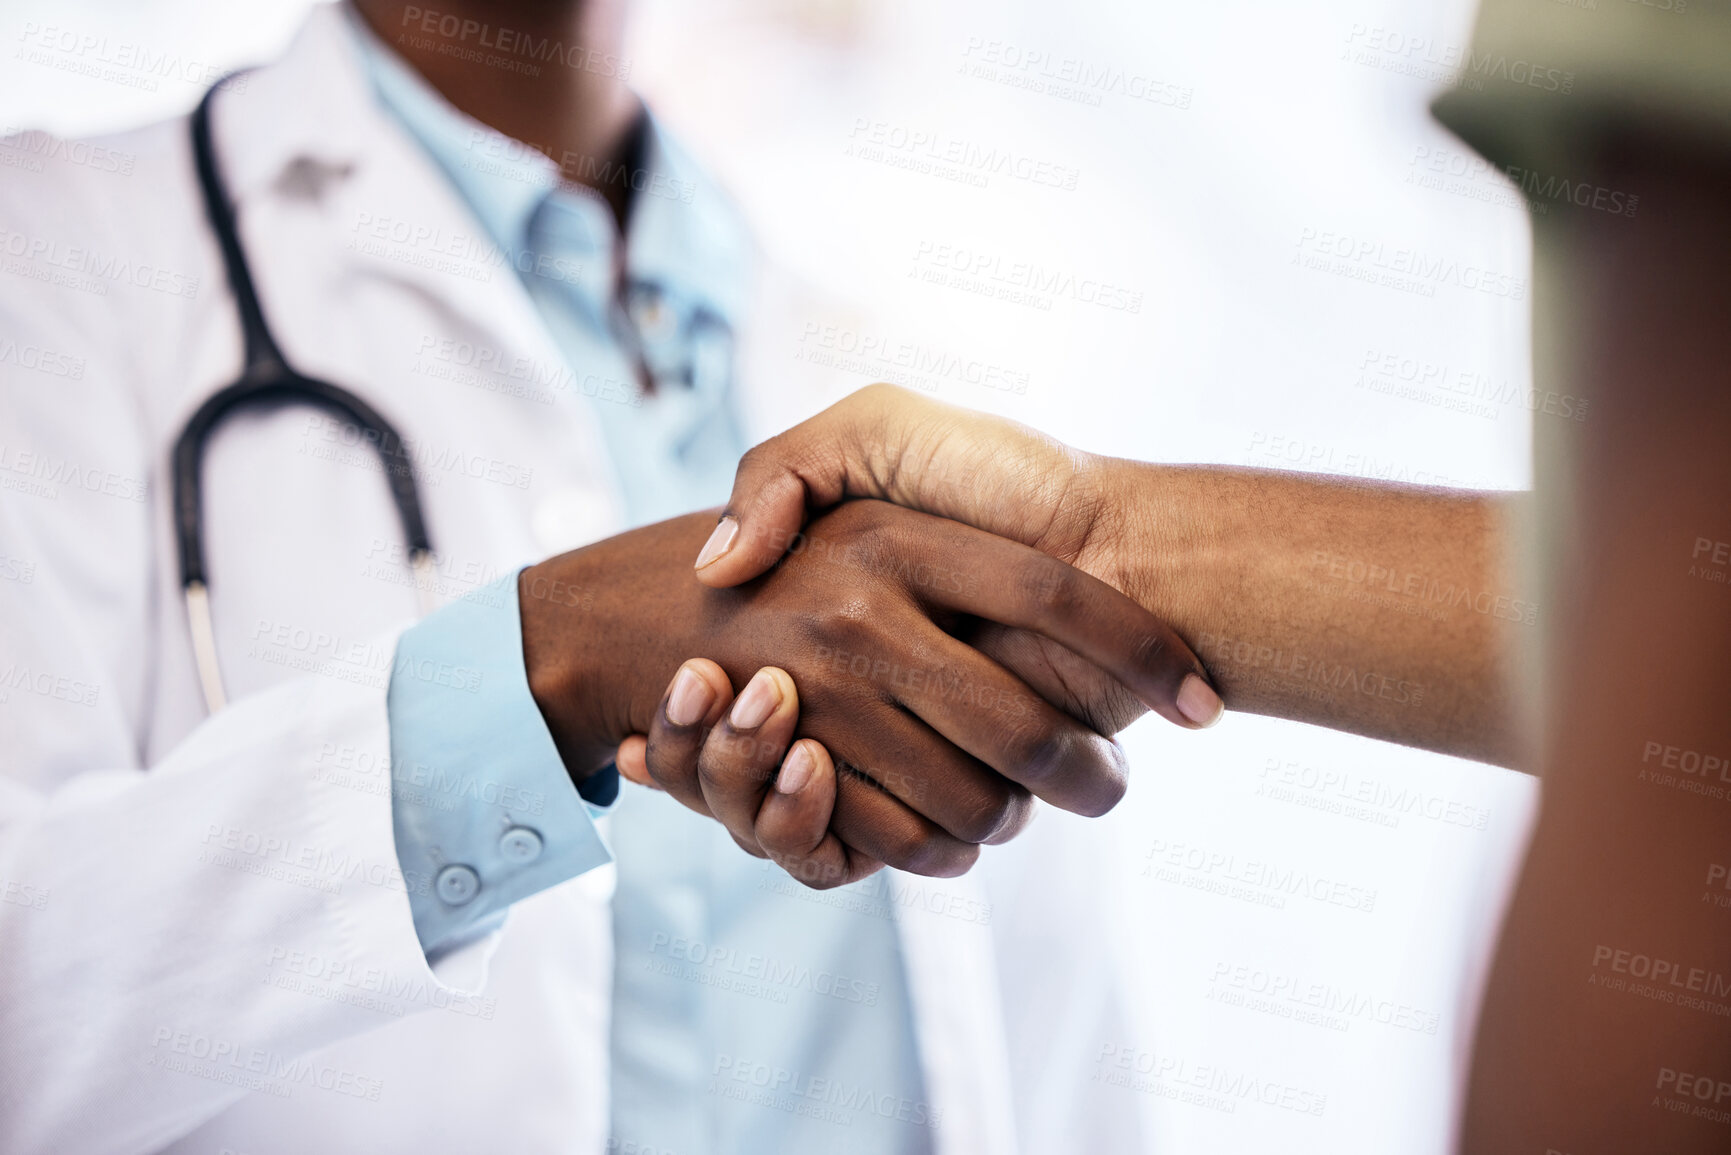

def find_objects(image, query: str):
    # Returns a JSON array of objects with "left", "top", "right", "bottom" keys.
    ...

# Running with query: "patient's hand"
[
  {"left": 691, "top": 383, "right": 1224, "bottom": 730},
  {"left": 522, "top": 499, "right": 1210, "bottom": 878}
]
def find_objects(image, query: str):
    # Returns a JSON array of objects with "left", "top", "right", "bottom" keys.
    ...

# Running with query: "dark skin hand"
[
  {"left": 620, "top": 659, "right": 877, "bottom": 888},
  {"left": 520, "top": 500, "right": 1218, "bottom": 877}
]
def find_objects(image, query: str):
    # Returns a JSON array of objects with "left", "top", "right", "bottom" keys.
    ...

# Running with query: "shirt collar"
[{"left": 343, "top": 4, "right": 752, "bottom": 330}]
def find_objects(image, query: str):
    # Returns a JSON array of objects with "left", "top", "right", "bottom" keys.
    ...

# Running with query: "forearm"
[
  {"left": 1086, "top": 461, "right": 1530, "bottom": 768},
  {"left": 1462, "top": 129, "right": 1731, "bottom": 1154}
]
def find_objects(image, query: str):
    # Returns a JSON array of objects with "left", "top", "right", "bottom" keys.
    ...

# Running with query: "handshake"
[{"left": 518, "top": 384, "right": 1225, "bottom": 890}]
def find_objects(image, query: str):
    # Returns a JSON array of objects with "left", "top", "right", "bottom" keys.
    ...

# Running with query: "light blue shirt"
[{"left": 354, "top": 12, "right": 934, "bottom": 1154}]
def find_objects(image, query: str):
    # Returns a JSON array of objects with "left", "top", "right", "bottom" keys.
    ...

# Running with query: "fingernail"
[
  {"left": 695, "top": 516, "right": 738, "bottom": 571},
  {"left": 666, "top": 666, "right": 712, "bottom": 727},
  {"left": 730, "top": 669, "right": 780, "bottom": 730},
  {"left": 777, "top": 742, "right": 816, "bottom": 795},
  {"left": 1176, "top": 674, "right": 1224, "bottom": 728}
]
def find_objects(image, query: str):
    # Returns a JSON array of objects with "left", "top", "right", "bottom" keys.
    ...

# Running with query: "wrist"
[
  {"left": 1074, "top": 458, "right": 1222, "bottom": 640},
  {"left": 519, "top": 514, "right": 718, "bottom": 783},
  {"left": 519, "top": 561, "right": 611, "bottom": 784}
]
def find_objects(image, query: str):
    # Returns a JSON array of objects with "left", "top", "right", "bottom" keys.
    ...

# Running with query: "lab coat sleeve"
[
  {"left": 0, "top": 209, "right": 527, "bottom": 1154},
  {"left": 0, "top": 619, "right": 446, "bottom": 1155},
  {"left": 388, "top": 572, "right": 614, "bottom": 954}
]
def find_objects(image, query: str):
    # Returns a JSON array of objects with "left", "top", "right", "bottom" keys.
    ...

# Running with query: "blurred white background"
[{"left": 1, "top": 0, "right": 1540, "bottom": 1150}]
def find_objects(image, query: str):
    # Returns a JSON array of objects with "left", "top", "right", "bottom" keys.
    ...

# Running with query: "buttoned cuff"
[{"left": 388, "top": 571, "right": 614, "bottom": 955}]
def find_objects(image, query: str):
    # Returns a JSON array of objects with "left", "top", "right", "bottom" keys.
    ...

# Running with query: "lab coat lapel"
[
  {"left": 215, "top": 5, "right": 595, "bottom": 429},
  {"left": 205, "top": 14, "right": 1021, "bottom": 1152},
  {"left": 891, "top": 868, "right": 1021, "bottom": 1155}
]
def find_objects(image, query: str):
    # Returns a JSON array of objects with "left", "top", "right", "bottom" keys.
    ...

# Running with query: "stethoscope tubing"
[{"left": 175, "top": 79, "right": 436, "bottom": 712}]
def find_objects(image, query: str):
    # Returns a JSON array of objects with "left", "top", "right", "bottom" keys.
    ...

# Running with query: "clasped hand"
[{"left": 522, "top": 389, "right": 1220, "bottom": 889}]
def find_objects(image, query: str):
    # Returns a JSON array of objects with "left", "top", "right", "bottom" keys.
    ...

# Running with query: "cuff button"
[
  {"left": 435, "top": 863, "right": 481, "bottom": 906},
  {"left": 499, "top": 826, "right": 544, "bottom": 864}
]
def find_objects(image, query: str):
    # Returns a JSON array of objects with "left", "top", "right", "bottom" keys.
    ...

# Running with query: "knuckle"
[
  {"left": 697, "top": 736, "right": 774, "bottom": 793},
  {"left": 776, "top": 854, "right": 850, "bottom": 891},
  {"left": 1132, "top": 627, "right": 1171, "bottom": 671},
  {"left": 729, "top": 831, "right": 769, "bottom": 860},
  {"left": 872, "top": 821, "right": 946, "bottom": 876},
  {"left": 884, "top": 826, "right": 973, "bottom": 878},
  {"left": 1078, "top": 761, "right": 1129, "bottom": 817},
  {"left": 757, "top": 816, "right": 825, "bottom": 861},
  {"left": 1001, "top": 720, "right": 1071, "bottom": 787},
  {"left": 1021, "top": 558, "right": 1081, "bottom": 619},
  {"left": 735, "top": 439, "right": 774, "bottom": 476},
  {"left": 873, "top": 822, "right": 929, "bottom": 871},
  {"left": 985, "top": 789, "right": 1037, "bottom": 844},
  {"left": 806, "top": 601, "right": 885, "bottom": 667},
  {"left": 1071, "top": 738, "right": 1130, "bottom": 817},
  {"left": 642, "top": 733, "right": 696, "bottom": 788},
  {"left": 950, "top": 782, "right": 1024, "bottom": 845}
]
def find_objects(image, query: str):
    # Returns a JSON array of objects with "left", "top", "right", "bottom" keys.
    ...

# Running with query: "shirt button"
[
  {"left": 499, "top": 826, "right": 544, "bottom": 864},
  {"left": 435, "top": 864, "right": 481, "bottom": 906}
]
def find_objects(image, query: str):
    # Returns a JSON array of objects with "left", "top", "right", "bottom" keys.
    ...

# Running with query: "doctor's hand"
[
  {"left": 691, "top": 384, "right": 1224, "bottom": 730},
  {"left": 616, "top": 662, "right": 880, "bottom": 889},
  {"left": 520, "top": 499, "right": 1211, "bottom": 877}
]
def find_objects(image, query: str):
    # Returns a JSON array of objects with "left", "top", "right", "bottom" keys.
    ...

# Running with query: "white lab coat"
[{"left": 0, "top": 6, "right": 1147, "bottom": 1153}]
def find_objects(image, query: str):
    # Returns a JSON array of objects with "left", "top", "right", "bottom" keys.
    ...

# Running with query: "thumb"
[{"left": 694, "top": 383, "right": 931, "bottom": 587}]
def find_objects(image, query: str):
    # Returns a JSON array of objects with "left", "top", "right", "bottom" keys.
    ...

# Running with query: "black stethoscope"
[
  {"left": 174, "top": 82, "right": 435, "bottom": 714},
  {"left": 175, "top": 82, "right": 732, "bottom": 715}
]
